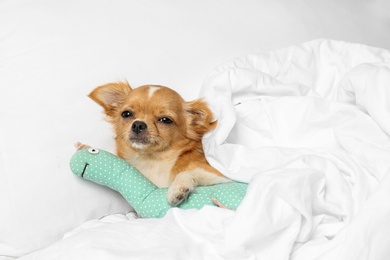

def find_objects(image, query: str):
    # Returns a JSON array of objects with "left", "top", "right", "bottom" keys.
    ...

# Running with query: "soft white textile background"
[
  {"left": 20, "top": 40, "right": 390, "bottom": 260},
  {"left": 1, "top": 0, "right": 390, "bottom": 258},
  {"left": 200, "top": 40, "right": 390, "bottom": 259}
]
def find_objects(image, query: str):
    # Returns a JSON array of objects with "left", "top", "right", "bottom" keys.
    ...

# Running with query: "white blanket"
[{"left": 22, "top": 40, "right": 390, "bottom": 260}]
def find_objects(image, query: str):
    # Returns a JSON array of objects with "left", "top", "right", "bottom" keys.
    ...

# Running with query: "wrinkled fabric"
[
  {"left": 22, "top": 40, "right": 390, "bottom": 260},
  {"left": 200, "top": 39, "right": 390, "bottom": 259}
]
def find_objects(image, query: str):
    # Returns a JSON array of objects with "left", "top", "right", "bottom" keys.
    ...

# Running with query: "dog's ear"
[
  {"left": 88, "top": 82, "right": 132, "bottom": 117},
  {"left": 184, "top": 99, "right": 217, "bottom": 140}
]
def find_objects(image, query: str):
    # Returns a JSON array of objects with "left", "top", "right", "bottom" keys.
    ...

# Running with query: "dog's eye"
[
  {"left": 121, "top": 111, "right": 133, "bottom": 118},
  {"left": 159, "top": 117, "right": 173, "bottom": 124}
]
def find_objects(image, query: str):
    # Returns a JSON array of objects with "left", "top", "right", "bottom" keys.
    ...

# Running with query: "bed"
[{"left": 1, "top": 1, "right": 390, "bottom": 259}]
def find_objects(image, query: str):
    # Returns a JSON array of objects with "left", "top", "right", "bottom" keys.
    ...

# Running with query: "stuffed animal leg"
[{"left": 70, "top": 147, "right": 248, "bottom": 218}]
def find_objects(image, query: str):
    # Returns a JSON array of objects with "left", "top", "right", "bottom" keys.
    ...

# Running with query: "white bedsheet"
[{"left": 22, "top": 40, "right": 390, "bottom": 260}]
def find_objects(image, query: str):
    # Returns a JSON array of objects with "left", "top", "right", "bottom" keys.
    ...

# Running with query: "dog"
[{"left": 88, "top": 81, "right": 230, "bottom": 206}]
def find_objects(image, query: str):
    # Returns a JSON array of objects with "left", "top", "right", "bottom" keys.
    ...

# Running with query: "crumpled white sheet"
[{"left": 22, "top": 40, "right": 390, "bottom": 260}]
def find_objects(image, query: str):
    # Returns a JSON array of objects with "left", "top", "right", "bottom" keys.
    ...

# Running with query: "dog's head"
[{"left": 88, "top": 82, "right": 216, "bottom": 156}]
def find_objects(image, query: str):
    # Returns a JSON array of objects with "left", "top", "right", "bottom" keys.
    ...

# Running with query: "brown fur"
[{"left": 88, "top": 81, "right": 228, "bottom": 206}]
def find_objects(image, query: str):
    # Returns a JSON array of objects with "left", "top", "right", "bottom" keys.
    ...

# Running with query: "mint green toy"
[{"left": 70, "top": 148, "right": 248, "bottom": 218}]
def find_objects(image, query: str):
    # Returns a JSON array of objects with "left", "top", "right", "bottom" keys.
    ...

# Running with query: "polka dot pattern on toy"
[{"left": 70, "top": 148, "right": 248, "bottom": 218}]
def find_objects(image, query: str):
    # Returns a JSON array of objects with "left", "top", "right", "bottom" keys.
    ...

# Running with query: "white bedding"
[
  {"left": 21, "top": 40, "right": 390, "bottom": 260},
  {"left": 3, "top": 1, "right": 390, "bottom": 258}
]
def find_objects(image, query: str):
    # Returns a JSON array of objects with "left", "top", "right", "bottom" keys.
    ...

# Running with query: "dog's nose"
[{"left": 132, "top": 121, "right": 147, "bottom": 134}]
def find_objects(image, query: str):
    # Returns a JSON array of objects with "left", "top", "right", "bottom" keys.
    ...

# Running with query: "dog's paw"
[{"left": 167, "top": 186, "right": 191, "bottom": 206}]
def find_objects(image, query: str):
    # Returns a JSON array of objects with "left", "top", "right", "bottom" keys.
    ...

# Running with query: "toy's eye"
[
  {"left": 88, "top": 148, "right": 100, "bottom": 154},
  {"left": 158, "top": 117, "right": 173, "bottom": 124},
  {"left": 121, "top": 110, "right": 133, "bottom": 118}
]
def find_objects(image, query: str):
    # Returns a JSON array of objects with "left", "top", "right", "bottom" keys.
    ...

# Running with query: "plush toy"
[{"left": 70, "top": 147, "right": 248, "bottom": 218}]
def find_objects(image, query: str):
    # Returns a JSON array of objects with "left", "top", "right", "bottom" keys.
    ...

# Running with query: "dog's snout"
[{"left": 132, "top": 121, "right": 147, "bottom": 134}]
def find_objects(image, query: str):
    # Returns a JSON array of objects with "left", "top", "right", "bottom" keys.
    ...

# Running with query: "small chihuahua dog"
[{"left": 88, "top": 82, "right": 229, "bottom": 206}]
